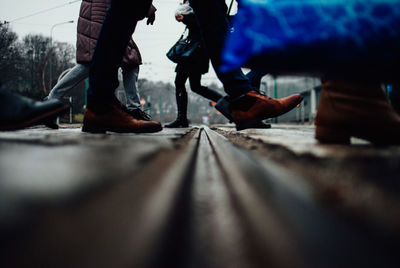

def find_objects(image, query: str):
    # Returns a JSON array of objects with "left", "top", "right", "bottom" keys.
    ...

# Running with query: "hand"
[
  {"left": 147, "top": 12, "right": 155, "bottom": 25},
  {"left": 175, "top": 14, "right": 184, "bottom": 21},
  {"left": 146, "top": 5, "right": 156, "bottom": 25}
]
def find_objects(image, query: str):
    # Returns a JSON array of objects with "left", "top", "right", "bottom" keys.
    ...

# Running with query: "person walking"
[
  {"left": 165, "top": 0, "right": 223, "bottom": 128},
  {"left": 81, "top": 0, "right": 302, "bottom": 134},
  {"left": 46, "top": 0, "right": 156, "bottom": 122}
]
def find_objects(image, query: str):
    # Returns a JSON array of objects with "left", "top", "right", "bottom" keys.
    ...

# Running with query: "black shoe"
[
  {"left": 127, "top": 108, "right": 152, "bottom": 121},
  {"left": 45, "top": 119, "right": 59, "bottom": 129},
  {"left": 0, "top": 87, "right": 68, "bottom": 131},
  {"left": 164, "top": 117, "right": 189, "bottom": 128},
  {"left": 236, "top": 120, "right": 271, "bottom": 131},
  {"left": 215, "top": 96, "right": 234, "bottom": 122}
]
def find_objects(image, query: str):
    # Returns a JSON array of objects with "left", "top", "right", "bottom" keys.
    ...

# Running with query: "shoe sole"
[
  {"left": 236, "top": 122, "right": 272, "bottom": 131},
  {"left": 0, "top": 105, "right": 68, "bottom": 131}
]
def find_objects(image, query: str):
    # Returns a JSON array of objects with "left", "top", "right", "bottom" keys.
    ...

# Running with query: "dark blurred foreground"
[{"left": 0, "top": 125, "right": 400, "bottom": 268}]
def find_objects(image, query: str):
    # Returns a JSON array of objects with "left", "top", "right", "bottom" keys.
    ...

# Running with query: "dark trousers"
[
  {"left": 87, "top": 0, "right": 151, "bottom": 105},
  {"left": 189, "top": 0, "right": 252, "bottom": 99},
  {"left": 88, "top": 0, "right": 252, "bottom": 105},
  {"left": 246, "top": 69, "right": 267, "bottom": 92},
  {"left": 390, "top": 83, "right": 400, "bottom": 114},
  {"left": 175, "top": 72, "right": 223, "bottom": 103}
]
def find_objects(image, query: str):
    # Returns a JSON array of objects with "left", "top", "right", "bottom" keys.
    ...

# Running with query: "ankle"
[{"left": 230, "top": 94, "right": 257, "bottom": 111}]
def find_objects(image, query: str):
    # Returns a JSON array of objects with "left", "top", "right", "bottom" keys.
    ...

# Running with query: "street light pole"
[{"left": 49, "top": 20, "right": 74, "bottom": 91}]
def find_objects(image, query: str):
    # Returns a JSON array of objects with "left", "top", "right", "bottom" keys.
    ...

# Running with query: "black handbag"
[{"left": 166, "top": 28, "right": 200, "bottom": 64}]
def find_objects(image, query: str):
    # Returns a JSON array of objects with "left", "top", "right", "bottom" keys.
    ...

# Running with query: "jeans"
[
  {"left": 189, "top": 0, "right": 252, "bottom": 99},
  {"left": 123, "top": 66, "right": 141, "bottom": 110},
  {"left": 48, "top": 63, "right": 89, "bottom": 100},
  {"left": 48, "top": 63, "right": 141, "bottom": 110},
  {"left": 88, "top": 0, "right": 251, "bottom": 105},
  {"left": 246, "top": 69, "right": 267, "bottom": 92}
]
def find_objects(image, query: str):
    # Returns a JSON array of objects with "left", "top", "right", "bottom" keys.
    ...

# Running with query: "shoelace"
[{"left": 138, "top": 109, "right": 152, "bottom": 120}]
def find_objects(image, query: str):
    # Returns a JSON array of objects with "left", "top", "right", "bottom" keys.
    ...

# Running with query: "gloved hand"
[{"left": 146, "top": 4, "right": 156, "bottom": 25}]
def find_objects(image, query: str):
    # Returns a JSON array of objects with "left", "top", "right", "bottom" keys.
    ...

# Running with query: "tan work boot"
[
  {"left": 315, "top": 80, "right": 400, "bottom": 145},
  {"left": 82, "top": 101, "right": 162, "bottom": 134}
]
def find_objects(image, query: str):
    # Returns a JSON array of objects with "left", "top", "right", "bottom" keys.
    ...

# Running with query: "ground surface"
[{"left": 0, "top": 124, "right": 399, "bottom": 268}]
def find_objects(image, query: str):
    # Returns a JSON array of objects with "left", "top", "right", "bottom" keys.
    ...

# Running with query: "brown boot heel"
[{"left": 315, "top": 125, "right": 351, "bottom": 144}]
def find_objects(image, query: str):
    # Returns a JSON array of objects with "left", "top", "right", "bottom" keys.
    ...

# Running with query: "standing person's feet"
[
  {"left": 164, "top": 117, "right": 189, "bottom": 128},
  {"left": 215, "top": 91, "right": 303, "bottom": 130},
  {"left": 0, "top": 88, "right": 68, "bottom": 131},
  {"left": 127, "top": 108, "right": 152, "bottom": 121},
  {"left": 82, "top": 97, "right": 162, "bottom": 133},
  {"left": 315, "top": 80, "right": 400, "bottom": 145}
]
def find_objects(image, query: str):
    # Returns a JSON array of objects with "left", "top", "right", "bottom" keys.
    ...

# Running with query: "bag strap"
[
  {"left": 227, "top": 0, "right": 234, "bottom": 16},
  {"left": 179, "top": 26, "right": 188, "bottom": 40}
]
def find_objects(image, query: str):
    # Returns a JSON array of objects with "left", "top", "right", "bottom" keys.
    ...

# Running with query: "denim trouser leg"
[
  {"left": 246, "top": 69, "right": 267, "bottom": 92},
  {"left": 47, "top": 63, "right": 89, "bottom": 100},
  {"left": 123, "top": 66, "right": 141, "bottom": 110},
  {"left": 88, "top": 0, "right": 152, "bottom": 104},
  {"left": 189, "top": 0, "right": 252, "bottom": 99}
]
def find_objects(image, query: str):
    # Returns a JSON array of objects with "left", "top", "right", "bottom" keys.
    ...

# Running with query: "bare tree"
[{"left": 0, "top": 22, "right": 23, "bottom": 90}]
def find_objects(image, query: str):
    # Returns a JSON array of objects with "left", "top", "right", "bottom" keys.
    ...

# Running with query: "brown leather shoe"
[
  {"left": 231, "top": 91, "right": 303, "bottom": 127},
  {"left": 82, "top": 102, "right": 162, "bottom": 134},
  {"left": 315, "top": 80, "right": 400, "bottom": 145}
]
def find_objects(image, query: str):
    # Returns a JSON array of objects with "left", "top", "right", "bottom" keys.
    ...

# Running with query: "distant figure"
[
  {"left": 165, "top": 0, "right": 223, "bottom": 128},
  {"left": 46, "top": 0, "right": 156, "bottom": 123}
]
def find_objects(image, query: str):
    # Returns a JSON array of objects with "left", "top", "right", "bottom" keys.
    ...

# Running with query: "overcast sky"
[{"left": 0, "top": 0, "right": 231, "bottom": 85}]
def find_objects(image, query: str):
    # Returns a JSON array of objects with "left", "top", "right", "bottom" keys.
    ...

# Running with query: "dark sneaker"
[
  {"left": 127, "top": 108, "right": 152, "bottom": 121},
  {"left": 45, "top": 120, "right": 59, "bottom": 129}
]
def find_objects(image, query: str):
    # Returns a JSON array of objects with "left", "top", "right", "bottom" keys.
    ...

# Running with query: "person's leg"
[
  {"left": 246, "top": 69, "right": 267, "bottom": 93},
  {"left": 87, "top": 0, "right": 152, "bottom": 106},
  {"left": 122, "top": 65, "right": 141, "bottom": 111},
  {"left": 83, "top": 0, "right": 161, "bottom": 133},
  {"left": 315, "top": 79, "right": 400, "bottom": 145},
  {"left": 122, "top": 65, "right": 152, "bottom": 121},
  {"left": 47, "top": 64, "right": 89, "bottom": 100},
  {"left": 165, "top": 72, "right": 189, "bottom": 128},
  {"left": 188, "top": 73, "right": 223, "bottom": 102},
  {"left": 189, "top": 0, "right": 251, "bottom": 99},
  {"left": 0, "top": 86, "right": 68, "bottom": 131},
  {"left": 190, "top": 0, "right": 303, "bottom": 129}
]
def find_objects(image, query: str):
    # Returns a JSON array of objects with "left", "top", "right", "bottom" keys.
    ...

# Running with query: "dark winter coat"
[
  {"left": 76, "top": 0, "right": 144, "bottom": 67},
  {"left": 175, "top": 13, "right": 209, "bottom": 75}
]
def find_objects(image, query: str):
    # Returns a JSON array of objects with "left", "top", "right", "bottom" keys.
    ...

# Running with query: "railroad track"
[{"left": 1, "top": 127, "right": 399, "bottom": 267}]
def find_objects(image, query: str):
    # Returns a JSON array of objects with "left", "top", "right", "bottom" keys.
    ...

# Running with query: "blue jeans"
[{"left": 88, "top": 0, "right": 252, "bottom": 106}]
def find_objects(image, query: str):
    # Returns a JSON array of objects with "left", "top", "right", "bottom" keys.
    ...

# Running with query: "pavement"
[{"left": 0, "top": 124, "right": 399, "bottom": 268}]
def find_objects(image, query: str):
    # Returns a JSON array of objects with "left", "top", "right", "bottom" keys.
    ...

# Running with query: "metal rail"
[{"left": 2, "top": 127, "right": 399, "bottom": 267}]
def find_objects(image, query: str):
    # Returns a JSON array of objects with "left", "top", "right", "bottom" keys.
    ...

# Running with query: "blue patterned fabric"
[{"left": 222, "top": 0, "right": 400, "bottom": 79}]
